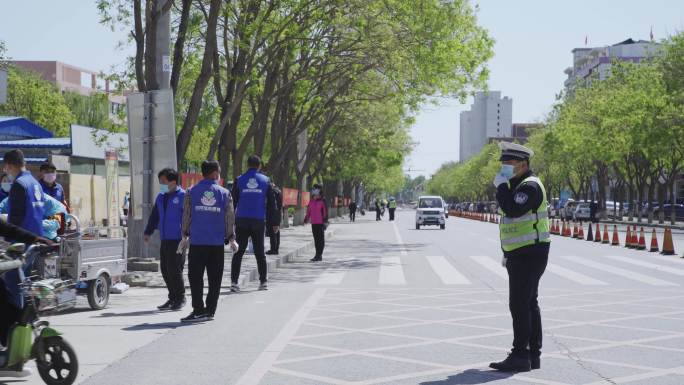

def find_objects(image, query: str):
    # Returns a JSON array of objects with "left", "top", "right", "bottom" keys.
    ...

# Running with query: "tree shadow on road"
[
  {"left": 420, "top": 369, "right": 513, "bottom": 384},
  {"left": 122, "top": 321, "right": 194, "bottom": 331}
]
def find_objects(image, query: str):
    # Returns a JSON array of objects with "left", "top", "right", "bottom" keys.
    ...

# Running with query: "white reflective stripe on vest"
[
  {"left": 500, "top": 231, "right": 551, "bottom": 246},
  {"left": 500, "top": 210, "right": 548, "bottom": 224}
]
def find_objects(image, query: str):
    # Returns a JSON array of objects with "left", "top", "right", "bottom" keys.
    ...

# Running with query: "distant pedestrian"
[
  {"left": 589, "top": 201, "right": 597, "bottom": 223},
  {"left": 375, "top": 198, "right": 382, "bottom": 221},
  {"left": 348, "top": 201, "right": 357, "bottom": 222},
  {"left": 305, "top": 187, "right": 328, "bottom": 261},
  {"left": 144, "top": 168, "right": 186, "bottom": 311},
  {"left": 388, "top": 197, "right": 397, "bottom": 221},
  {"left": 266, "top": 182, "right": 283, "bottom": 255},
  {"left": 123, "top": 191, "right": 130, "bottom": 217},
  {"left": 180, "top": 160, "right": 236, "bottom": 323},
  {"left": 230, "top": 155, "right": 279, "bottom": 292}
]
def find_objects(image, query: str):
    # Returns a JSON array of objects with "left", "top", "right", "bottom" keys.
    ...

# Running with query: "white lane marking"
[
  {"left": 546, "top": 263, "right": 608, "bottom": 285},
  {"left": 392, "top": 221, "right": 407, "bottom": 255},
  {"left": 313, "top": 268, "right": 347, "bottom": 285},
  {"left": 379, "top": 256, "right": 406, "bottom": 285},
  {"left": 426, "top": 256, "right": 471, "bottom": 285},
  {"left": 644, "top": 254, "right": 684, "bottom": 265},
  {"left": 559, "top": 255, "right": 679, "bottom": 286},
  {"left": 469, "top": 256, "right": 508, "bottom": 280},
  {"left": 602, "top": 255, "right": 684, "bottom": 277},
  {"left": 234, "top": 288, "right": 327, "bottom": 385}
]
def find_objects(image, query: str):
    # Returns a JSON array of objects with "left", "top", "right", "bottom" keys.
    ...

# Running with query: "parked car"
[
  {"left": 560, "top": 199, "right": 576, "bottom": 220},
  {"left": 573, "top": 202, "right": 591, "bottom": 221},
  {"left": 653, "top": 204, "right": 684, "bottom": 221}
]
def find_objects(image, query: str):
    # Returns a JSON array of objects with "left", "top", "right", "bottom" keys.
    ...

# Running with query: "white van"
[{"left": 415, "top": 195, "right": 446, "bottom": 230}]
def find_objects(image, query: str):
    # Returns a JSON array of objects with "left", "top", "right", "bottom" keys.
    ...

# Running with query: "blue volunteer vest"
[
  {"left": 40, "top": 180, "right": 65, "bottom": 203},
  {"left": 156, "top": 187, "right": 185, "bottom": 240},
  {"left": 235, "top": 169, "right": 270, "bottom": 220},
  {"left": 189, "top": 179, "right": 229, "bottom": 246},
  {"left": 8, "top": 171, "right": 45, "bottom": 236}
]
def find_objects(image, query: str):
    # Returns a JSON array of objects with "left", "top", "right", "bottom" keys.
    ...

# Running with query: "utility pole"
[{"left": 127, "top": 0, "right": 176, "bottom": 264}]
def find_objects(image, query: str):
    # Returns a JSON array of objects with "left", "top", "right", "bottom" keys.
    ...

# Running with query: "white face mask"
[
  {"left": 1, "top": 182, "right": 11, "bottom": 193},
  {"left": 43, "top": 173, "right": 57, "bottom": 183}
]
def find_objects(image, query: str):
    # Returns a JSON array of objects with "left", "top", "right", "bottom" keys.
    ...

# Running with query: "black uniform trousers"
[
  {"left": 505, "top": 242, "right": 549, "bottom": 359},
  {"left": 160, "top": 240, "right": 186, "bottom": 303},
  {"left": 375, "top": 208, "right": 381, "bottom": 221},
  {"left": 188, "top": 245, "right": 224, "bottom": 315},
  {"left": 389, "top": 208, "right": 396, "bottom": 221},
  {"left": 231, "top": 218, "right": 267, "bottom": 284},
  {"left": 268, "top": 229, "right": 280, "bottom": 253},
  {"left": 349, "top": 209, "right": 356, "bottom": 222}
]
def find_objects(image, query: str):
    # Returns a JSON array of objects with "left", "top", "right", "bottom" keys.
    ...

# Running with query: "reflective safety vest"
[
  {"left": 498, "top": 176, "right": 550, "bottom": 252},
  {"left": 388, "top": 200, "right": 396, "bottom": 209}
]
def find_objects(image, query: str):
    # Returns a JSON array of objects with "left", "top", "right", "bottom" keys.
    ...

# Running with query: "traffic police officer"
[
  {"left": 144, "top": 168, "right": 187, "bottom": 311},
  {"left": 388, "top": 197, "right": 397, "bottom": 221},
  {"left": 230, "top": 155, "right": 278, "bottom": 292},
  {"left": 180, "top": 160, "right": 236, "bottom": 323},
  {"left": 489, "top": 142, "right": 550, "bottom": 372}
]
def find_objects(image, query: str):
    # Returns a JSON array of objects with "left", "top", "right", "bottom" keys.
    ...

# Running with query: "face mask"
[
  {"left": 1, "top": 182, "right": 11, "bottom": 192},
  {"left": 159, "top": 184, "right": 170, "bottom": 194},
  {"left": 43, "top": 173, "right": 57, "bottom": 183},
  {"left": 311, "top": 188, "right": 320, "bottom": 196},
  {"left": 500, "top": 164, "right": 515, "bottom": 179}
]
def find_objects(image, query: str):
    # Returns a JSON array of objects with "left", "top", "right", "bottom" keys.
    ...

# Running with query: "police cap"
[{"left": 498, "top": 141, "right": 533, "bottom": 161}]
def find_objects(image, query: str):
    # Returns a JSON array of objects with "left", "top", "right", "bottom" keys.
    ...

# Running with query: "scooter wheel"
[{"left": 36, "top": 337, "right": 79, "bottom": 385}]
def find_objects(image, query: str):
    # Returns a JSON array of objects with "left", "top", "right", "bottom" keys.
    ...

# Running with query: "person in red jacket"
[{"left": 304, "top": 187, "right": 328, "bottom": 262}]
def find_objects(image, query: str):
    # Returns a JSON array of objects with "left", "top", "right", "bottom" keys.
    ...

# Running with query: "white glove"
[
  {"left": 501, "top": 256, "right": 507, "bottom": 267},
  {"left": 176, "top": 237, "right": 189, "bottom": 255},
  {"left": 493, "top": 173, "right": 509, "bottom": 187}
]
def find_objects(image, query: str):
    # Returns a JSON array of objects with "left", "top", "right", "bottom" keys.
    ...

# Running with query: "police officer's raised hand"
[{"left": 493, "top": 173, "right": 509, "bottom": 188}]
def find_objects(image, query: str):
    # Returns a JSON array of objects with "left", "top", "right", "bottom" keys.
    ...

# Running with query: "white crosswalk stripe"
[
  {"left": 425, "top": 256, "right": 471, "bottom": 285},
  {"left": 559, "top": 255, "right": 679, "bottom": 286},
  {"left": 601, "top": 255, "right": 684, "bottom": 277},
  {"left": 469, "top": 255, "right": 508, "bottom": 280},
  {"left": 379, "top": 256, "right": 406, "bottom": 285},
  {"left": 546, "top": 263, "right": 608, "bottom": 285},
  {"left": 313, "top": 268, "right": 347, "bottom": 285}
]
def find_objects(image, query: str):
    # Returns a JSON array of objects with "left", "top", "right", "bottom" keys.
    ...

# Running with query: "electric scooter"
[{"left": 0, "top": 243, "right": 78, "bottom": 385}]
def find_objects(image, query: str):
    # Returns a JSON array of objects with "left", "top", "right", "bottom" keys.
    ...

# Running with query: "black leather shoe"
[
  {"left": 489, "top": 355, "right": 531, "bottom": 372},
  {"left": 265, "top": 250, "right": 277, "bottom": 255},
  {"left": 157, "top": 300, "right": 173, "bottom": 310},
  {"left": 531, "top": 356, "right": 540, "bottom": 370}
]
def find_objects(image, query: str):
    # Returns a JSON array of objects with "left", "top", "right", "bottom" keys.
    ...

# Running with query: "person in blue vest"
[
  {"left": 180, "top": 160, "right": 236, "bottom": 323},
  {"left": 230, "top": 155, "right": 279, "bottom": 292},
  {"left": 39, "top": 162, "right": 67, "bottom": 207},
  {"left": 3, "top": 150, "right": 45, "bottom": 239},
  {"left": 144, "top": 168, "right": 187, "bottom": 311}
]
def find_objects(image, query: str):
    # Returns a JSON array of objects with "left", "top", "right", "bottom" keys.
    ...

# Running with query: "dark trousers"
[
  {"left": 376, "top": 208, "right": 381, "bottom": 221},
  {"left": 312, "top": 224, "right": 325, "bottom": 257},
  {"left": 350, "top": 210, "right": 356, "bottom": 222},
  {"left": 389, "top": 208, "right": 396, "bottom": 221},
  {"left": 188, "top": 245, "right": 224, "bottom": 315},
  {"left": 268, "top": 230, "right": 280, "bottom": 253},
  {"left": 505, "top": 243, "right": 549, "bottom": 358},
  {"left": 0, "top": 287, "right": 21, "bottom": 346},
  {"left": 231, "top": 218, "right": 267, "bottom": 284},
  {"left": 160, "top": 240, "right": 186, "bottom": 303}
]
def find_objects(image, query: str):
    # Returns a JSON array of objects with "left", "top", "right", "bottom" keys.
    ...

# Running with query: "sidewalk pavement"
[{"left": 124, "top": 220, "right": 340, "bottom": 289}]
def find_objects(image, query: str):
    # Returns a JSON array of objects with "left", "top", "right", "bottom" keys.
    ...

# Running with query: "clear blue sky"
[{"left": 1, "top": 1, "right": 683, "bottom": 178}]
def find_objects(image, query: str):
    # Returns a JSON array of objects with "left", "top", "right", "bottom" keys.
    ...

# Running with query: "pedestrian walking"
[
  {"left": 144, "top": 168, "right": 187, "bottom": 311},
  {"left": 348, "top": 200, "right": 357, "bottom": 222},
  {"left": 180, "top": 160, "right": 236, "bottom": 323},
  {"left": 388, "top": 197, "right": 397, "bottom": 221},
  {"left": 375, "top": 198, "right": 382, "bottom": 221},
  {"left": 123, "top": 191, "right": 130, "bottom": 217},
  {"left": 305, "top": 187, "right": 328, "bottom": 261},
  {"left": 490, "top": 142, "right": 550, "bottom": 372},
  {"left": 266, "top": 182, "right": 282, "bottom": 255},
  {"left": 589, "top": 200, "right": 597, "bottom": 223},
  {"left": 230, "top": 155, "right": 279, "bottom": 292}
]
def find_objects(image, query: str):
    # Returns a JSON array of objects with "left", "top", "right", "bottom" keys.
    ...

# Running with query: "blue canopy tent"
[{"left": 0, "top": 116, "right": 54, "bottom": 141}]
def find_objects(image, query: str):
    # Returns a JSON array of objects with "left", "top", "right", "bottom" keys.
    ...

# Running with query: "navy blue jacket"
[{"left": 145, "top": 187, "right": 185, "bottom": 240}]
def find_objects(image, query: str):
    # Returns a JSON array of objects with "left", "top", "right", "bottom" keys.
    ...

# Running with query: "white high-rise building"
[{"left": 458, "top": 91, "right": 512, "bottom": 162}]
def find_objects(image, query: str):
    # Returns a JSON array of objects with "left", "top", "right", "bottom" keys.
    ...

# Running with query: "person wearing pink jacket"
[{"left": 304, "top": 187, "right": 328, "bottom": 262}]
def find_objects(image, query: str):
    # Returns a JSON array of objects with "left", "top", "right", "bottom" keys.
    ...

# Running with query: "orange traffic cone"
[
  {"left": 578, "top": 223, "right": 585, "bottom": 240},
  {"left": 565, "top": 222, "right": 572, "bottom": 237},
  {"left": 631, "top": 228, "right": 639, "bottom": 248},
  {"left": 625, "top": 226, "right": 633, "bottom": 248},
  {"left": 594, "top": 223, "right": 602, "bottom": 243},
  {"left": 649, "top": 229, "right": 659, "bottom": 252},
  {"left": 560, "top": 221, "right": 566, "bottom": 236},
  {"left": 611, "top": 225, "right": 620, "bottom": 246},
  {"left": 661, "top": 227, "right": 675, "bottom": 255},
  {"left": 572, "top": 222, "right": 578, "bottom": 238},
  {"left": 601, "top": 225, "right": 609, "bottom": 244},
  {"left": 637, "top": 227, "right": 646, "bottom": 250}
]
